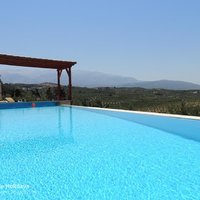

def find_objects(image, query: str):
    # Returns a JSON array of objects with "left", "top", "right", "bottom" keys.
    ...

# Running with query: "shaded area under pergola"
[{"left": 0, "top": 54, "right": 77, "bottom": 101}]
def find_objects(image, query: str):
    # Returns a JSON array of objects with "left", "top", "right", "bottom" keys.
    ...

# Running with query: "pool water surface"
[{"left": 0, "top": 106, "right": 200, "bottom": 199}]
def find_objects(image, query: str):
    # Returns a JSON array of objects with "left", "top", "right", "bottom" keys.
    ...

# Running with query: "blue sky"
[{"left": 0, "top": 0, "right": 200, "bottom": 83}]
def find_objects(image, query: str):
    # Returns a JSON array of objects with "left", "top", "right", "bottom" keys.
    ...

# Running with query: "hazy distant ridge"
[
  {"left": 123, "top": 80, "right": 200, "bottom": 90},
  {"left": 1, "top": 69, "right": 200, "bottom": 90}
]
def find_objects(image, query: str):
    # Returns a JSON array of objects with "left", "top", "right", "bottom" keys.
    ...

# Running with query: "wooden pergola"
[{"left": 0, "top": 54, "right": 77, "bottom": 101}]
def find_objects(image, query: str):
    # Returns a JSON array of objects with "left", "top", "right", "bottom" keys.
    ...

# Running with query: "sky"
[{"left": 0, "top": 0, "right": 200, "bottom": 83}]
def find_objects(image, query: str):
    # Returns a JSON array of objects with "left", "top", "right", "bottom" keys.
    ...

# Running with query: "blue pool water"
[{"left": 0, "top": 106, "right": 200, "bottom": 199}]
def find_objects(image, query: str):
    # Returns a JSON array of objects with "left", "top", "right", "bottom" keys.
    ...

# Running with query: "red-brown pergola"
[{"left": 0, "top": 54, "right": 77, "bottom": 101}]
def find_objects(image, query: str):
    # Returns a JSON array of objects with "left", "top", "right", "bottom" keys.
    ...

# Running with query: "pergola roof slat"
[{"left": 0, "top": 54, "right": 76, "bottom": 69}]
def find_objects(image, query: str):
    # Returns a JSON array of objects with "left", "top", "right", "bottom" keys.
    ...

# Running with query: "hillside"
[{"left": 1, "top": 83, "right": 200, "bottom": 116}]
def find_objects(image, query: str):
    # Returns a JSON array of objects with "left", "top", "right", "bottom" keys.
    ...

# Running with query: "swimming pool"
[{"left": 0, "top": 106, "right": 200, "bottom": 199}]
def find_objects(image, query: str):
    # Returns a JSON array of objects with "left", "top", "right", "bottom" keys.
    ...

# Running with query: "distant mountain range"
[
  {"left": 123, "top": 80, "right": 200, "bottom": 90},
  {"left": 1, "top": 69, "right": 200, "bottom": 90}
]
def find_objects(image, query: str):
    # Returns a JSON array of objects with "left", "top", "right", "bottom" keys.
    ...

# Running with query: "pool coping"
[{"left": 61, "top": 104, "right": 200, "bottom": 121}]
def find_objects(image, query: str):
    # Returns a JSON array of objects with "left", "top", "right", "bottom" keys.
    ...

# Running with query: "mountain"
[
  {"left": 72, "top": 70, "right": 138, "bottom": 87},
  {"left": 123, "top": 80, "right": 200, "bottom": 90},
  {"left": 0, "top": 69, "right": 138, "bottom": 87},
  {"left": 0, "top": 69, "right": 200, "bottom": 90}
]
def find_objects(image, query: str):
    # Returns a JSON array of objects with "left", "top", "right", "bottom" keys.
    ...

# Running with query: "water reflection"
[
  {"left": 0, "top": 107, "right": 75, "bottom": 159},
  {"left": 58, "top": 106, "right": 74, "bottom": 144}
]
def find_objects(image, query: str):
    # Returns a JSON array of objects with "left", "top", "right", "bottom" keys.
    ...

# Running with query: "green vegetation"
[
  {"left": 72, "top": 87, "right": 200, "bottom": 116},
  {"left": 2, "top": 83, "right": 200, "bottom": 116}
]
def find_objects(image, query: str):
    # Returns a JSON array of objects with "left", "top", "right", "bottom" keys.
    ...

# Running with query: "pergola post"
[
  {"left": 66, "top": 67, "right": 72, "bottom": 101},
  {"left": 57, "top": 69, "right": 63, "bottom": 100}
]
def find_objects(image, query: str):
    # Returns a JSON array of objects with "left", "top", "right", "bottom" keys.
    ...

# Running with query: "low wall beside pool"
[{"left": 0, "top": 101, "right": 58, "bottom": 109}]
